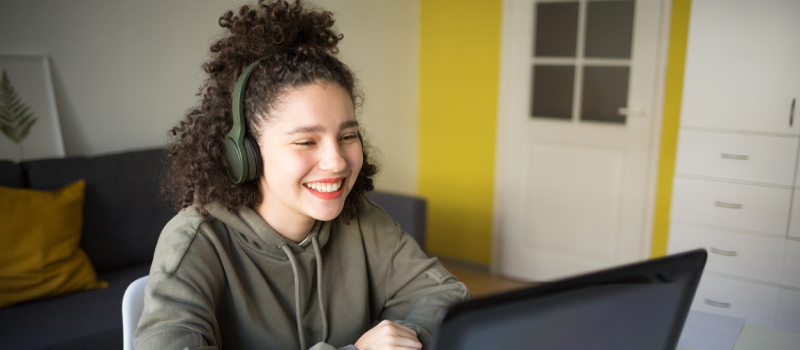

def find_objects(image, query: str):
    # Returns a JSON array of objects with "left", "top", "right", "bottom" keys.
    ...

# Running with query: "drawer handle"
[
  {"left": 710, "top": 247, "right": 738, "bottom": 257},
  {"left": 720, "top": 153, "right": 749, "bottom": 160},
  {"left": 704, "top": 298, "right": 732, "bottom": 308},
  {"left": 715, "top": 201, "right": 742, "bottom": 209}
]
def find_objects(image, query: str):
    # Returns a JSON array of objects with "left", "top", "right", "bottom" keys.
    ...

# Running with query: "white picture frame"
[{"left": 0, "top": 54, "right": 65, "bottom": 161}]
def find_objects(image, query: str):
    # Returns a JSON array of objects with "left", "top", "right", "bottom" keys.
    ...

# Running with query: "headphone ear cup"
[
  {"left": 243, "top": 134, "right": 263, "bottom": 180},
  {"left": 224, "top": 136, "right": 246, "bottom": 183}
]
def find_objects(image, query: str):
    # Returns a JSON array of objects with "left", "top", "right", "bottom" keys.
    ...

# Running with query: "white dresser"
[{"left": 666, "top": 0, "right": 800, "bottom": 333}]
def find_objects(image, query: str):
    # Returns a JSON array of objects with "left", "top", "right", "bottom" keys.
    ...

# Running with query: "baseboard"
[{"left": 431, "top": 254, "right": 491, "bottom": 274}]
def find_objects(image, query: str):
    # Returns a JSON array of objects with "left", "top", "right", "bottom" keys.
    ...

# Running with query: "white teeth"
[{"left": 305, "top": 180, "right": 343, "bottom": 193}]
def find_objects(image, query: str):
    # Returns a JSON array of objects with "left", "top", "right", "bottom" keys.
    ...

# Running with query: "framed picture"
[{"left": 0, "top": 55, "right": 65, "bottom": 162}]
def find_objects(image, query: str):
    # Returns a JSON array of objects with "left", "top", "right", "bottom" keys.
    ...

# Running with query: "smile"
[
  {"left": 303, "top": 178, "right": 346, "bottom": 200},
  {"left": 303, "top": 179, "right": 343, "bottom": 193}
]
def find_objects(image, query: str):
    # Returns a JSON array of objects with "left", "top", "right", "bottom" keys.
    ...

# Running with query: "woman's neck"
[{"left": 255, "top": 200, "right": 316, "bottom": 243}]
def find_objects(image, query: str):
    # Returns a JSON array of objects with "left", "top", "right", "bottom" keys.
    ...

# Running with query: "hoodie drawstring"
[
  {"left": 278, "top": 232, "right": 328, "bottom": 350},
  {"left": 279, "top": 242, "right": 306, "bottom": 350},
  {"left": 310, "top": 233, "right": 328, "bottom": 343}
]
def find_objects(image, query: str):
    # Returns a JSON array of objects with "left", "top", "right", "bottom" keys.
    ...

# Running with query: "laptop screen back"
[{"left": 433, "top": 249, "right": 706, "bottom": 350}]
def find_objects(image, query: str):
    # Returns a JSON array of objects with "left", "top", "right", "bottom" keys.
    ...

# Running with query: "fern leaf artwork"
[{"left": 0, "top": 68, "right": 38, "bottom": 159}]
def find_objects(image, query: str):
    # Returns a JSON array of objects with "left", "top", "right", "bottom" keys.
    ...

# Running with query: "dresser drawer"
[
  {"left": 776, "top": 288, "right": 800, "bottom": 334},
  {"left": 783, "top": 240, "right": 800, "bottom": 289},
  {"left": 691, "top": 274, "right": 779, "bottom": 328},
  {"left": 668, "top": 224, "right": 785, "bottom": 284},
  {"left": 671, "top": 178, "right": 792, "bottom": 235},
  {"left": 675, "top": 130, "right": 798, "bottom": 186}
]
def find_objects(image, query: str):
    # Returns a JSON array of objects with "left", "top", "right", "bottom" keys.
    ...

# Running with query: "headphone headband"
[{"left": 232, "top": 57, "right": 268, "bottom": 131}]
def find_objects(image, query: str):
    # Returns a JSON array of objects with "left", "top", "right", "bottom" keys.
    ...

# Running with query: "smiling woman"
[
  {"left": 160, "top": 1, "right": 377, "bottom": 223},
  {"left": 135, "top": 1, "right": 472, "bottom": 350}
]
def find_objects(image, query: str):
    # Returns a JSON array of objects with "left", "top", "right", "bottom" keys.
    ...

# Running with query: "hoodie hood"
[{"left": 203, "top": 202, "right": 331, "bottom": 259}]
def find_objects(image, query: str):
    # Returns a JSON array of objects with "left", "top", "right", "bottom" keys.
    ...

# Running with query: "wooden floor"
[{"left": 439, "top": 259, "right": 539, "bottom": 298}]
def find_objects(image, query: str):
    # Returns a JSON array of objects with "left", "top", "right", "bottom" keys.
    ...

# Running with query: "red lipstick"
[{"left": 307, "top": 177, "right": 344, "bottom": 183}]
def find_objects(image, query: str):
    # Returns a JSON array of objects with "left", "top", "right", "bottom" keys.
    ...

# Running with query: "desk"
[{"left": 678, "top": 324, "right": 800, "bottom": 350}]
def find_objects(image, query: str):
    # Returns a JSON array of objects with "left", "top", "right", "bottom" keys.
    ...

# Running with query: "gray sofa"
[{"left": 0, "top": 148, "right": 427, "bottom": 350}]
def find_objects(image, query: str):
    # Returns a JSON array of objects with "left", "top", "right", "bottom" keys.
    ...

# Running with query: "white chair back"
[{"left": 122, "top": 275, "right": 149, "bottom": 350}]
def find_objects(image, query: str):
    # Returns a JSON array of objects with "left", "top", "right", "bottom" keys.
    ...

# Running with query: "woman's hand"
[{"left": 354, "top": 320, "right": 422, "bottom": 350}]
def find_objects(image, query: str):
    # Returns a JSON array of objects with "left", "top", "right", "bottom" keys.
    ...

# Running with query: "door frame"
[{"left": 490, "top": 0, "right": 674, "bottom": 275}]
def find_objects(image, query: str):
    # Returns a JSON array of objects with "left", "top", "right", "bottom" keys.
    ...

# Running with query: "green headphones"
[{"left": 224, "top": 58, "right": 266, "bottom": 184}]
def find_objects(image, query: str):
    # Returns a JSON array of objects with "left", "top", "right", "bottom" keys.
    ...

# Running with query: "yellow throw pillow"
[{"left": 0, "top": 179, "right": 107, "bottom": 308}]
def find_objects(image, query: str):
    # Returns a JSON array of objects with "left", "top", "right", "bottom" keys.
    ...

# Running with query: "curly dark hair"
[{"left": 162, "top": 0, "right": 378, "bottom": 220}]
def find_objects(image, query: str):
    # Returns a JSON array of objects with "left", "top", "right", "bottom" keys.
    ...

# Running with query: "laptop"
[{"left": 432, "top": 249, "right": 707, "bottom": 350}]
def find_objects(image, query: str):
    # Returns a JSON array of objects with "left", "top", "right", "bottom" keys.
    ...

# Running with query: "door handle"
[{"left": 617, "top": 107, "right": 645, "bottom": 116}]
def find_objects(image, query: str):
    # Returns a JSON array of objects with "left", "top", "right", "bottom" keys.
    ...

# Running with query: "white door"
[{"left": 493, "top": 0, "right": 666, "bottom": 281}]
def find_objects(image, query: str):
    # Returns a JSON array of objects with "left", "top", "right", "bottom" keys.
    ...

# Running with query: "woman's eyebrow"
[
  {"left": 285, "top": 120, "right": 359, "bottom": 135},
  {"left": 286, "top": 125, "right": 324, "bottom": 135},
  {"left": 340, "top": 120, "right": 359, "bottom": 130}
]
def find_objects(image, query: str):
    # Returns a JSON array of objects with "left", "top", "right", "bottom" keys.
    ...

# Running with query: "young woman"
[{"left": 133, "top": 1, "right": 472, "bottom": 349}]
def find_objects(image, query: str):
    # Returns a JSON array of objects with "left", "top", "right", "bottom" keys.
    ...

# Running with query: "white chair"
[{"left": 122, "top": 275, "right": 149, "bottom": 350}]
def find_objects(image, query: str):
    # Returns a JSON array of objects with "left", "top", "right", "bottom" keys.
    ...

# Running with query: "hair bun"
[{"left": 213, "top": 0, "right": 342, "bottom": 69}]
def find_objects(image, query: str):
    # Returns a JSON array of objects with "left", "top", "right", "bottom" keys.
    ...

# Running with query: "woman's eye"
[
  {"left": 295, "top": 141, "right": 315, "bottom": 146},
  {"left": 342, "top": 134, "right": 357, "bottom": 141}
]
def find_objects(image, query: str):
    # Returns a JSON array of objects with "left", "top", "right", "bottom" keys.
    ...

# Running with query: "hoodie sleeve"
[
  {"left": 133, "top": 215, "right": 224, "bottom": 350},
  {"left": 377, "top": 227, "right": 474, "bottom": 348},
  {"left": 134, "top": 272, "right": 220, "bottom": 350}
]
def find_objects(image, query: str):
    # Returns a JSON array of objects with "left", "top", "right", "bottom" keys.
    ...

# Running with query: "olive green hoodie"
[{"left": 133, "top": 198, "right": 472, "bottom": 350}]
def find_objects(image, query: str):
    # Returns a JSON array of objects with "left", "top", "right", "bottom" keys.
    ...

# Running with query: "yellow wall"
[
  {"left": 651, "top": 0, "right": 692, "bottom": 257},
  {"left": 418, "top": 0, "right": 502, "bottom": 265}
]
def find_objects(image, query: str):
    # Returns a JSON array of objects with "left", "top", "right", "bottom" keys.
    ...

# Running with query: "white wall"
[{"left": 0, "top": 0, "right": 419, "bottom": 195}]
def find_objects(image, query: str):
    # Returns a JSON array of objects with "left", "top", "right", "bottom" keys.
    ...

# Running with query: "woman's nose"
[{"left": 318, "top": 142, "right": 347, "bottom": 173}]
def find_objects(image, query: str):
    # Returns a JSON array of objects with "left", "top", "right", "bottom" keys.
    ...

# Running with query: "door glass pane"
[
  {"left": 584, "top": 0, "right": 635, "bottom": 58},
  {"left": 534, "top": 2, "right": 580, "bottom": 57},
  {"left": 581, "top": 66, "right": 629, "bottom": 123},
  {"left": 532, "top": 65, "right": 575, "bottom": 120}
]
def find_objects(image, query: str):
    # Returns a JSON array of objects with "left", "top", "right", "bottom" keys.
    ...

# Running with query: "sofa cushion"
[
  {"left": 0, "top": 161, "right": 24, "bottom": 188},
  {"left": 367, "top": 192, "right": 427, "bottom": 251},
  {"left": 0, "top": 264, "right": 150, "bottom": 350},
  {"left": 21, "top": 149, "right": 174, "bottom": 273},
  {"left": 0, "top": 180, "right": 107, "bottom": 309}
]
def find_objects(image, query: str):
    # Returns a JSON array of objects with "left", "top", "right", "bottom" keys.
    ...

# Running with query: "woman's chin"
[
  {"left": 304, "top": 188, "right": 350, "bottom": 221},
  {"left": 307, "top": 203, "right": 346, "bottom": 222}
]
